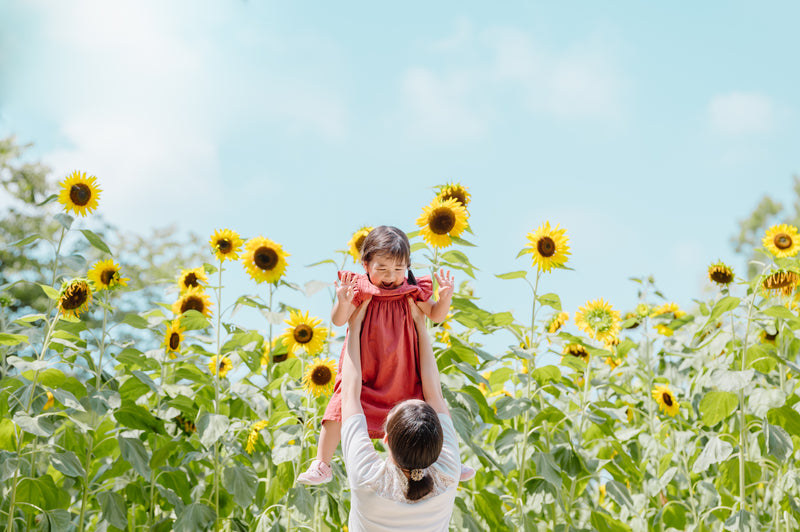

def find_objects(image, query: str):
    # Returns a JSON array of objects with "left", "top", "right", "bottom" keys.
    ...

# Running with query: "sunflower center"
[
  {"left": 169, "top": 332, "right": 180, "bottom": 350},
  {"left": 429, "top": 207, "right": 456, "bottom": 235},
  {"left": 69, "top": 183, "right": 92, "bottom": 206},
  {"left": 311, "top": 365, "right": 332, "bottom": 385},
  {"left": 273, "top": 353, "right": 288, "bottom": 363},
  {"left": 184, "top": 273, "right": 199, "bottom": 287},
  {"left": 710, "top": 267, "right": 734, "bottom": 284},
  {"left": 61, "top": 283, "right": 90, "bottom": 310},
  {"left": 763, "top": 271, "right": 799, "bottom": 290},
  {"left": 537, "top": 236, "right": 556, "bottom": 258},
  {"left": 662, "top": 393, "right": 673, "bottom": 407},
  {"left": 441, "top": 190, "right": 467, "bottom": 207},
  {"left": 585, "top": 309, "right": 613, "bottom": 333},
  {"left": 217, "top": 239, "right": 232, "bottom": 254},
  {"left": 254, "top": 247, "right": 278, "bottom": 271},
  {"left": 100, "top": 269, "right": 116, "bottom": 285},
  {"left": 774, "top": 233, "right": 793, "bottom": 250},
  {"left": 294, "top": 324, "right": 314, "bottom": 344},
  {"left": 181, "top": 296, "right": 205, "bottom": 314}
]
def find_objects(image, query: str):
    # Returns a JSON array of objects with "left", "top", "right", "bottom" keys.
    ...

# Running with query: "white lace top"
[{"left": 342, "top": 413, "right": 460, "bottom": 532}]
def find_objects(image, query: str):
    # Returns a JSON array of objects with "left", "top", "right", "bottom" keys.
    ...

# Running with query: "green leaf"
[
  {"left": 723, "top": 510, "right": 759, "bottom": 532},
  {"left": 224, "top": 465, "right": 258, "bottom": 508},
  {"left": 119, "top": 437, "right": 152, "bottom": 478},
  {"left": 765, "top": 422, "right": 793, "bottom": 461},
  {"left": 17, "top": 475, "right": 65, "bottom": 515},
  {"left": 80, "top": 229, "right": 111, "bottom": 254},
  {"left": 114, "top": 401, "right": 165, "bottom": 434},
  {"left": 699, "top": 391, "right": 738, "bottom": 427},
  {"left": 537, "top": 293, "right": 561, "bottom": 311},
  {"left": 532, "top": 365, "right": 561, "bottom": 386},
  {"left": 121, "top": 313, "right": 150, "bottom": 329},
  {"left": 51, "top": 452, "right": 86, "bottom": 478},
  {"left": 0, "top": 333, "right": 28, "bottom": 346},
  {"left": 180, "top": 309, "right": 211, "bottom": 331},
  {"left": 763, "top": 305, "right": 799, "bottom": 320},
  {"left": 98, "top": 491, "right": 128, "bottom": 529},
  {"left": 591, "top": 511, "right": 632, "bottom": 532},
  {"left": 150, "top": 440, "right": 179, "bottom": 470},
  {"left": 53, "top": 212, "right": 73, "bottom": 229},
  {"left": 717, "top": 458, "right": 761, "bottom": 496},
  {"left": 174, "top": 503, "right": 216, "bottom": 532},
  {"left": 692, "top": 436, "right": 733, "bottom": 473},
  {"left": 495, "top": 270, "right": 527, "bottom": 280},
  {"left": 35, "top": 509, "right": 72, "bottom": 532},
  {"left": 197, "top": 413, "right": 229, "bottom": 448},
  {"left": 38, "top": 283, "right": 60, "bottom": 300},
  {"left": 10, "top": 234, "right": 41, "bottom": 247},
  {"left": 767, "top": 405, "right": 800, "bottom": 437},
  {"left": 532, "top": 451, "right": 562, "bottom": 488},
  {"left": 13, "top": 412, "right": 55, "bottom": 437},
  {"left": 710, "top": 370, "right": 754, "bottom": 393},
  {"left": 474, "top": 490, "right": 504, "bottom": 530},
  {"left": 605, "top": 480, "right": 634, "bottom": 510},
  {"left": 703, "top": 296, "right": 740, "bottom": 328}
]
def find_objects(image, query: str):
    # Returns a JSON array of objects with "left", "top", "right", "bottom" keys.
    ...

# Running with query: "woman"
[{"left": 340, "top": 297, "right": 461, "bottom": 531}]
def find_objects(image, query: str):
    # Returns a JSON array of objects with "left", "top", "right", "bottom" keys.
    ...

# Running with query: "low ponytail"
[
  {"left": 407, "top": 268, "right": 417, "bottom": 286},
  {"left": 406, "top": 471, "right": 433, "bottom": 501}
]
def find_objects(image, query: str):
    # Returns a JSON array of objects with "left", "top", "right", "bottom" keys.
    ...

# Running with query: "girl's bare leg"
[{"left": 317, "top": 420, "right": 342, "bottom": 463}]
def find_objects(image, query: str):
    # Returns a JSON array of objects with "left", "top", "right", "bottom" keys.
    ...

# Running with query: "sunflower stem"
[
  {"left": 213, "top": 259, "right": 223, "bottom": 531},
  {"left": 736, "top": 287, "right": 758, "bottom": 514}
]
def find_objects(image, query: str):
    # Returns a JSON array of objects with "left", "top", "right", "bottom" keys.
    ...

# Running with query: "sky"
[{"left": 1, "top": 1, "right": 798, "bottom": 352}]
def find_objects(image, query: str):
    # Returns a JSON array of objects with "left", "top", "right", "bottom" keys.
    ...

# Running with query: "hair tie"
[{"left": 410, "top": 468, "right": 424, "bottom": 481}]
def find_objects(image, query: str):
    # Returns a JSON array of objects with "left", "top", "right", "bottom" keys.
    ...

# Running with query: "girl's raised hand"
[
  {"left": 434, "top": 269, "right": 455, "bottom": 301},
  {"left": 335, "top": 272, "right": 357, "bottom": 305}
]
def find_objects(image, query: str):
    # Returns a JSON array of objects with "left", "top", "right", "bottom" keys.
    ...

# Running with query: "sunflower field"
[{"left": 3, "top": 160, "right": 800, "bottom": 532}]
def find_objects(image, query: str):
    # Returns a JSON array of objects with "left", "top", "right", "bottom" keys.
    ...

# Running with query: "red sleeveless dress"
[{"left": 323, "top": 271, "right": 433, "bottom": 438}]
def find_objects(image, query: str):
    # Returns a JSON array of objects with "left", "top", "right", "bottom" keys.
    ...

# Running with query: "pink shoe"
[
  {"left": 297, "top": 459, "right": 332, "bottom": 485},
  {"left": 459, "top": 464, "right": 475, "bottom": 482}
]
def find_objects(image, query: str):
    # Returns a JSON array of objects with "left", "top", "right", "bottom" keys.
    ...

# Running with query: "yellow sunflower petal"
[
  {"left": 172, "top": 286, "right": 213, "bottom": 317},
  {"left": 347, "top": 227, "right": 373, "bottom": 262},
  {"left": 281, "top": 310, "right": 328, "bottom": 356},
  {"left": 652, "top": 384, "right": 679, "bottom": 417},
  {"left": 57, "top": 279, "right": 93, "bottom": 319},
  {"left": 303, "top": 358, "right": 337, "bottom": 397},
  {"left": 88, "top": 259, "right": 129, "bottom": 290},
  {"left": 209, "top": 228, "right": 244, "bottom": 262},
  {"left": 574, "top": 299, "right": 621, "bottom": 345},
  {"left": 523, "top": 221, "right": 571, "bottom": 273},
  {"left": 763, "top": 224, "right": 800, "bottom": 258}
]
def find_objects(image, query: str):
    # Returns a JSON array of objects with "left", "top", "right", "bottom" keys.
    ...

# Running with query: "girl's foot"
[
  {"left": 459, "top": 464, "right": 476, "bottom": 482},
  {"left": 297, "top": 459, "right": 332, "bottom": 485}
]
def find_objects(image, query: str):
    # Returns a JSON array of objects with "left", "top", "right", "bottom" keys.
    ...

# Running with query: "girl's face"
[{"left": 363, "top": 254, "right": 406, "bottom": 290}]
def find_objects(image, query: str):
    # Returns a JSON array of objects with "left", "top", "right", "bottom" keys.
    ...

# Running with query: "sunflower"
[
  {"left": 762, "top": 268, "right": 800, "bottom": 297},
  {"left": 655, "top": 324, "right": 674, "bottom": 337},
  {"left": 174, "top": 414, "right": 197, "bottom": 435},
  {"left": 164, "top": 319, "right": 185, "bottom": 356},
  {"left": 178, "top": 267, "right": 208, "bottom": 293},
  {"left": 604, "top": 356, "right": 622, "bottom": 370},
  {"left": 263, "top": 338, "right": 295, "bottom": 365},
  {"left": 209, "top": 229, "right": 244, "bottom": 262},
  {"left": 57, "top": 279, "right": 93, "bottom": 319},
  {"left": 563, "top": 343, "right": 589, "bottom": 362},
  {"left": 245, "top": 420, "right": 269, "bottom": 454},
  {"left": 57, "top": 171, "right": 101, "bottom": 216},
  {"left": 281, "top": 310, "right": 328, "bottom": 356},
  {"left": 87, "top": 259, "right": 129, "bottom": 290},
  {"left": 303, "top": 358, "right": 336, "bottom": 397},
  {"left": 651, "top": 302, "right": 686, "bottom": 319},
  {"left": 652, "top": 384, "right": 679, "bottom": 417},
  {"left": 44, "top": 391, "right": 54, "bottom": 411},
  {"left": 575, "top": 299, "right": 621, "bottom": 345},
  {"left": 763, "top": 224, "right": 800, "bottom": 258},
  {"left": 208, "top": 355, "right": 233, "bottom": 378},
  {"left": 242, "top": 236, "right": 289, "bottom": 284},
  {"left": 416, "top": 197, "right": 469, "bottom": 248},
  {"left": 760, "top": 328, "right": 778, "bottom": 345},
  {"left": 172, "top": 286, "right": 213, "bottom": 317},
  {"left": 435, "top": 315, "right": 453, "bottom": 347},
  {"left": 708, "top": 261, "right": 734, "bottom": 286},
  {"left": 523, "top": 222, "right": 571, "bottom": 273},
  {"left": 435, "top": 182, "right": 471, "bottom": 209},
  {"left": 546, "top": 311, "right": 569, "bottom": 334},
  {"left": 347, "top": 226, "right": 373, "bottom": 262}
]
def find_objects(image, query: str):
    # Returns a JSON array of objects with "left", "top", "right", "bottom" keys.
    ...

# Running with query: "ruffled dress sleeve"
[
  {"left": 338, "top": 271, "right": 378, "bottom": 307},
  {"left": 414, "top": 274, "right": 434, "bottom": 302}
]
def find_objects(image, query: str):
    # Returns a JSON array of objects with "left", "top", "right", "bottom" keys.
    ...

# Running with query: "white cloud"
[{"left": 708, "top": 92, "right": 775, "bottom": 136}]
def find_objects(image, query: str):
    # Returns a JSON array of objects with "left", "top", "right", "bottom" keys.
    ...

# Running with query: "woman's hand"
[
  {"left": 407, "top": 296, "right": 427, "bottom": 327},
  {"left": 348, "top": 297, "right": 371, "bottom": 331}
]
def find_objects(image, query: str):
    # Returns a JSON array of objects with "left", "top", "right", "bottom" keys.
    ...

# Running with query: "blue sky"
[{"left": 1, "top": 1, "right": 798, "bottom": 351}]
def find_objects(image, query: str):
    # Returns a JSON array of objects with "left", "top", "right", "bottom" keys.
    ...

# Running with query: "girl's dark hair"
[
  {"left": 361, "top": 226, "right": 417, "bottom": 285},
  {"left": 385, "top": 399, "right": 443, "bottom": 502}
]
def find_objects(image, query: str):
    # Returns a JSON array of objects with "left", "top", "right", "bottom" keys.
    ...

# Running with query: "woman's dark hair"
[
  {"left": 385, "top": 399, "right": 443, "bottom": 501},
  {"left": 360, "top": 226, "right": 417, "bottom": 285}
]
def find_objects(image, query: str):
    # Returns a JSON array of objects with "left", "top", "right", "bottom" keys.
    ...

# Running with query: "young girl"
[{"left": 298, "top": 225, "right": 474, "bottom": 485}]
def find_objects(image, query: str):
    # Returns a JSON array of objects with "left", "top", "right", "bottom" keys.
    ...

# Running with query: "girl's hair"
[
  {"left": 385, "top": 399, "right": 443, "bottom": 502},
  {"left": 360, "top": 226, "right": 417, "bottom": 285}
]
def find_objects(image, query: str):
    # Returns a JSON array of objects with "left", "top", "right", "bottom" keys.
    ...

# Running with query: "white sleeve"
[
  {"left": 342, "top": 414, "right": 382, "bottom": 487},
  {"left": 432, "top": 414, "right": 460, "bottom": 479}
]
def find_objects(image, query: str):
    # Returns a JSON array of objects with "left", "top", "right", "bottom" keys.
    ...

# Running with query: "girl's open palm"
[
  {"left": 434, "top": 269, "right": 455, "bottom": 300},
  {"left": 336, "top": 272, "right": 357, "bottom": 305}
]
